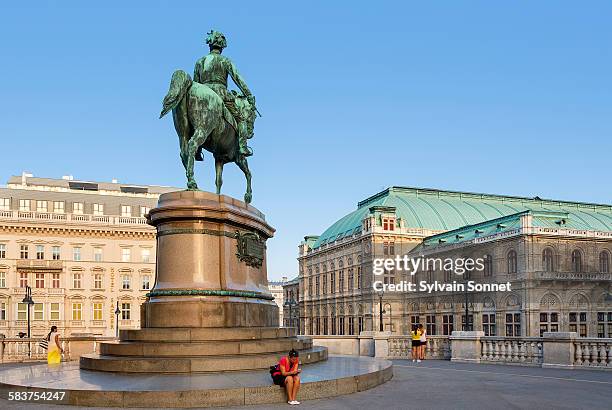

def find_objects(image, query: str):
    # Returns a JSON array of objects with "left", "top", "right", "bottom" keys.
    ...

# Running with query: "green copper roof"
[{"left": 312, "top": 187, "right": 612, "bottom": 249}]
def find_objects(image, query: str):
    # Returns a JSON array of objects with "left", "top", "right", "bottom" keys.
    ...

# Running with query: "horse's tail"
[{"left": 159, "top": 70, "right": 192, "bottom": 119}]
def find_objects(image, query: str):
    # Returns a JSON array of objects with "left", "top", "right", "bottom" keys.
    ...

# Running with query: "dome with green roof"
[{"left": 312, "top": 186, "right": 612, "bottom": 249}]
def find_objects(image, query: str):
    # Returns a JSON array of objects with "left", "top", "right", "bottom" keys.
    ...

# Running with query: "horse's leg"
[
  {"left": 236, "top": 156, "right": 252, "bottom": 204},
  {"left": 214, "top": 158, "right": 224, "bottom": 195},
  {"left": 186, "top": 127, "right": 210, "bottom": 190}
]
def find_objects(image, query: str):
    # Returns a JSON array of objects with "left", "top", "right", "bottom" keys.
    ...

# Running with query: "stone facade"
[
  {"left": 299, "top": 187, "right": 612, "bottom": 338},
  {"left": 281, "top": 277, "right": 299, "bottom": 328},
  {"left": 0, "top": 174, "right": 177, "bottom": 338},
  {"left": 268, "top": 276, "right": 288, "bottom": 325},
  {"left": 409, "top": 224, "right": 612, "bottom": 338}
]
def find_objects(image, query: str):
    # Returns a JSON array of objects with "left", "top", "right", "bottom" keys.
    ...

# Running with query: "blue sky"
[{"left": 1, "top": 1, "right": 610, "bottom": 279}]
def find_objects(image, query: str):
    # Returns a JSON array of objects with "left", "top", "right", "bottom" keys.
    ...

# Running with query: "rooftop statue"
[{"left": 160, "top": 30, "right": 259, "bottom": 203}]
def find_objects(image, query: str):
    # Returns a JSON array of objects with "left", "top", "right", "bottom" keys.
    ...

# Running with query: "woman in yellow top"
[
  {"left": 410, "top": 325, "right": 422, "bottom": 363},
  {"left": 46, "top": 325, "right": 63, "bottom": 365}
]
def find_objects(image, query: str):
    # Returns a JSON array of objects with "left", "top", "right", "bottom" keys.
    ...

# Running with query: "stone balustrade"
[
  {"left": 480, "top": 337, "right": 543, "bottom": 365},
  {"left": 0, "top": 336, "right": 115, "bottom": 363},
  {"left": 388, "top": 335, "right": 451, "bottom": 359},
  {"left": 573, "top": 338, "right": 612, "bottom": 368},
  {"left": 0, "top": 209, "right": 149, "bottom": 226}
]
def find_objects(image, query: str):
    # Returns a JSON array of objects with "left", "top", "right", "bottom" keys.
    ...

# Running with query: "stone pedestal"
[
  {"left": 450, "top": 330, "right": 484, "bottom": 363},
  {"left": 542, "top": 332, "right": 578, "bottom": 369},
  {"left": 81, "top": 191, "right": 327, "bottom": 373},
  {"left": 374, "top": 331, "right": 392, "bottom": 358}
]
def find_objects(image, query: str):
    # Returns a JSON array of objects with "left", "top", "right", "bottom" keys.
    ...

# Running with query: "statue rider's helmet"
[{"left": 206, "top": 30, "right": 227, "bottom": 52}]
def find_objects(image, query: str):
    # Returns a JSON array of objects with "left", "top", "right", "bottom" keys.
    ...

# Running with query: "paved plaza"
[{"left": 2, "top": 360, "right": 611, "bottom": 409}]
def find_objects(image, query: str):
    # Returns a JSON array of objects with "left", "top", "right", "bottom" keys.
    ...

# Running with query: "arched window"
[
  {"left": 542, "top": 248, "right": 554, "bottom": 272},
  {"left": 507, "top": 250, "right": 517, "bottom": 274},
  {"left": 483, "top": 255, "right": 493, "bottom": 277},
  {"left": 571, "top": 250, "right": 582, "bottom": 273},
  {"left": 600, "top": 251, "right": 610, "bottom": 273}
]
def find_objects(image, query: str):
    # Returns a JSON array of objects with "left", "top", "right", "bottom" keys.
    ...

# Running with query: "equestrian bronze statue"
[{"left": 160, "top": 30, "right": 259, "bottom": 203}]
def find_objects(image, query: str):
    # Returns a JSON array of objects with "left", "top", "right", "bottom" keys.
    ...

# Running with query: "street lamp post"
[
  {"left": 22, "top": 285, "right": 35, "bottom": 357},
  {"left": 377, "top": 290, "right": 385, "bottom": 332},
  {"left": 114, "top": 302, "right": 121, "bottom": 338}
]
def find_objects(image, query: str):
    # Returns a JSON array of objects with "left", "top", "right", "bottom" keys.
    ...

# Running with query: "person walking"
[
  {"left": 418, "top": 323, "right": 427, "bottom": 360},
  {"left": 410, "top": 324, "right": 421, "bottom": 363},
  {"left": 46, "top": 325, "right": 63, "bottom": 365}
]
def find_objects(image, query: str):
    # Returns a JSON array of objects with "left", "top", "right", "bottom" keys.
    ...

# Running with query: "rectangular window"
[
  {"left": 338, "top": 316, "right": 345, "bottom": 335},
  {"left": 93, "top": 302, "right": 103, "bottom": 321},
  {"left": 94, "top": 273, "right": 103, "bottom": 289},
  {"left": 51, "top": 273, "right": 60, "bottom": 288},
  {"left": 505, "top": 313, "right": 521, "bottom": 337},
  {"left": 0, "top": 198, "right": 9, "bottom": 211},
  {"left": 72, "top": 202, "right": 83, "bottom": 214},
  {"left": 36, "top": 245, "right": 44, "bottom": 260},
  {"left": 53, "top": 201, "right": 64, "bottom": 213},
  {"left": 539, "top": 312, "right": 559, "bottom": 337},
  {"left": 19, "top": 199, "right": 30, "bottom": 211},
  {"left": 52, "top": 246, "right": 60, "bottom": 260},
  {"left": 140, "top": 206, "right": 150, "bottom": 217},
  {"left": 382, "top": 217, "right": 395, "bottom": 231},
  {"left": 443, "top": 314, "right": 454, "bottom": 335},
  {"left": 36, "top": 200, "right": 47, "bottom": 213},
  {"left": 315, "top": 275, "right": 320, "bottom": 295},
  {"left": 597, "top": 312, "right": 612, "bottom": 338},
  {"left": 0, "top": 271, "right": 5, "bottom": 288},
  {"left": 72, "top": 303, "right": 82, "bottom": 320},
  {"left": 141, "top": 248, "right": 150, "bottom": 263},
  {"left": 482, "top": 313, "right": 496, "bottom": 336},
  {"left": 35, "top": 273, "right": 45, "bottom": 288},
  {"left": 19, "top": 272, "right": 28, "bottom": 287},
  {"left": 0, "top": 243, "right": 5, "bottom": 259},
  {"left": 121, "top": 303, "right": 131, "bottom": 320},
  {"left": 0, "top": 302, "right": 6, "bottom": 320},
  {"left": 73, "top": 247, "right": 81, "bottom": 261},
  {"left": 121, "top": 205, "right": 132, "bottom": 217},
  {"left": 93, "top": 203, "right": 104, "bottom": 216},
  {"left": 20, "top": 244, "right": 29, "bottom": 259},
  {"left": 462, "top": 314, "right": 474, "bottom": 331},
  {"left": 383, "top": 241, "right": 395, "bottom": 256},
  {"left": 569, "top": 312, "right": 587, "bottom": 337},
  {"left": 358, "top": 316, "right": 364, "bottom": 334},
  {"left": 426, "top": 315, "right": 437, "bottom": 336},
  {"left": 122, "top": 274, "right": 131, "bottom": 290},
  {"left": 121, "top": 248, "right": 131, "bottom": 262},
  {"left": 94, "top": 247, "right": 103, "bottom": 262},
  {"left": 141, "top": 275, "right": 151, "bottom": 290},
  {"left": 72, "top": 272, "right": 82, "bottom": 289},
  {"left": 33, "top": 303, "right": 44, "bottom": 320},
  {"left": 17, "top": 303, "right": 27, "bottom": 320},
  {"left": 50, "top": 303, "right": 60, "bottom": 320},
  {"left": 348, "top": 316, "right": 355, "bottom": 335}
]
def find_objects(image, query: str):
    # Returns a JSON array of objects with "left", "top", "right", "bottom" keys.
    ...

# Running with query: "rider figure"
[{"left": 194, "top": 30, "right": 255, "bottom": 157}]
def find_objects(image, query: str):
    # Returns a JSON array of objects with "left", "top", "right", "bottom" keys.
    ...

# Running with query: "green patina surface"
[
  {"left": 312, "top": 187, "right": 612, "bottom": 249},
  {"left": 146, "top": 289, "right": 274, "bottom": 300}
]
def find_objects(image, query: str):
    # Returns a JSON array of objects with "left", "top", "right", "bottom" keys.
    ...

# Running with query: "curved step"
[
  {"left": 100, "top": 337, "right": 313, "bottom": 357},
  {"left": 80, "top": 346, "right": 328, "bottom": 373},
  {"left": 119, "top": 326, "right": 297, "bottom": 342}
]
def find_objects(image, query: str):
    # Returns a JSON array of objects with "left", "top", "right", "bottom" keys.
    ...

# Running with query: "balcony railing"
[
  {"left": 0, "top": 336, "right": 116, "bottom": 363},
  {"left": 574, "top": 338, "right": 612, "bottom": 368},
  {"left": 0, "top": 210, "right": 151, "bottom": 227}
]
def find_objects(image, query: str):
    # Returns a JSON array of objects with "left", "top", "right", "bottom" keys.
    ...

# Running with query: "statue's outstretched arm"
[{"left": 228, "top": 60, "right": 252, "bottom": 97}]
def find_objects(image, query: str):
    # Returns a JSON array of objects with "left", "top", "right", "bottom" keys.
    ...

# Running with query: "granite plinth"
[{"left": 0, "top": 355, "right": 393, "bottom": 408}]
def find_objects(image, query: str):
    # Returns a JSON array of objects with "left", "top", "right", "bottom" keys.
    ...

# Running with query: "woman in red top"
[{"left": 272, "top": 349, "right": 301, "bottom": 405}]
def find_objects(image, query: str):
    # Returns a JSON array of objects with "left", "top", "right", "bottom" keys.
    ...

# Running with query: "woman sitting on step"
[{"left": 272, "top": 349, "right": 302, "bottom": 405}]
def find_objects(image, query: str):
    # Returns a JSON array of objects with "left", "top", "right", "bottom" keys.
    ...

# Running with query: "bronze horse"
[{"left": 159, "top": 70, "right": 256, "bottom": 203}]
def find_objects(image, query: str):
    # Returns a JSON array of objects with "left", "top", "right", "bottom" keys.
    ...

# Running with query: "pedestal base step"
[
  {"left": 100, "top": 337, "right": 312, "bottom": 357},
  {"left": 119, "top": 326, "right": 296, "bottom": 342},
  {"left": 80, "top": 346, "right": 328, "bottom": 373},
  {"left": 0, "top": 355, "right": 393, "bottom": 408}
]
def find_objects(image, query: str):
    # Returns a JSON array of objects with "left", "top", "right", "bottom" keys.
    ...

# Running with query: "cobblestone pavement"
[{"left": 2, "top": 360, "right": 611, "bottom": 409}]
